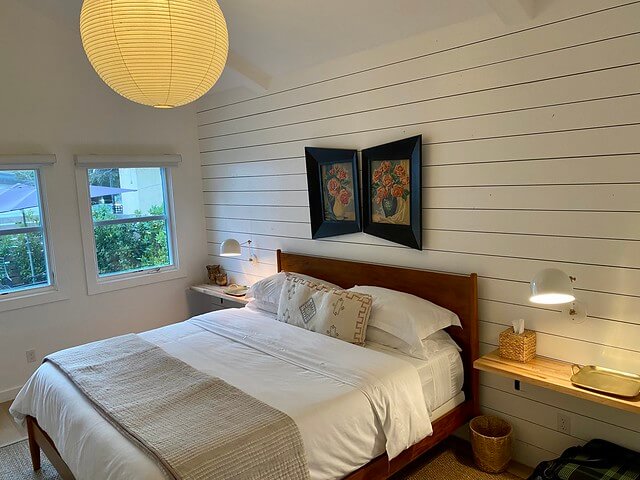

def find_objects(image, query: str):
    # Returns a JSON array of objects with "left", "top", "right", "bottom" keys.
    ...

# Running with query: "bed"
[{"left": 12, "top": 250, "right": 479, "bottom": 480}]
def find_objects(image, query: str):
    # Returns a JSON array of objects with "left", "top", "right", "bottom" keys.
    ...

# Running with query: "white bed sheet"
[
  {"left": 431, "top": 391, "right": 465, "bottom": 421},
  {"left": 11, "top": 307, "right": 464, "bottom": 480},
  {"left": 366, "top": 342, "right": 464, "bottom": 413},
  {"left": 245, "top": 303, "right": 464, "bottom": 413}
]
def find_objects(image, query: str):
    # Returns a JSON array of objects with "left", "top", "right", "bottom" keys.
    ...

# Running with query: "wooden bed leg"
[{"left": 26, "top": 416, "right": 42, "bottom": 471}]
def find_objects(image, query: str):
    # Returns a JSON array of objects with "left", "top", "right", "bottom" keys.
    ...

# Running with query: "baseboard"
[{"left": 0, "top": 385, "right": 22, "bottom": 403}]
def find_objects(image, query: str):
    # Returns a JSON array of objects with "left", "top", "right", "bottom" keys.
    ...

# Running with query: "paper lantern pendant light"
[{"left": 80, "top": 0, "right": 229, "bottom": 108}]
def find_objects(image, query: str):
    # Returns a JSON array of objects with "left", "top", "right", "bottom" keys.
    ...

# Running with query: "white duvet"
[{"left": 12, "top": 307, "right": 433, "bottom": 480}]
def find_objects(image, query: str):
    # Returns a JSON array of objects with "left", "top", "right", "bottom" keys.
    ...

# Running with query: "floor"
[
  {"left": 396, "top": 438, "right": 530, "bottom": 479},
  {"left": 397, "top": 437, "right": 532, "bottom": 479},
  {"left": 0, "top": 401, "right": 26, "bottom": 448}
]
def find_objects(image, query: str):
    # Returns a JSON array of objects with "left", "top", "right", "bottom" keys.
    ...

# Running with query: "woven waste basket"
[{"left": 470, "top": 415, "right": 513, "bottom": 473}]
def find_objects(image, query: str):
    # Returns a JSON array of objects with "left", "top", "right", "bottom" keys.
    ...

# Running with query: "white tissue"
[{"left": 512, "top": 319, "right": 525, "bottom": 335}]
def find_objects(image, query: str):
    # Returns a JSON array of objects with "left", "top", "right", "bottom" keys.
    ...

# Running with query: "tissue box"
[{"left": 499, "top": 328, "right": 536, "bottom": 363}]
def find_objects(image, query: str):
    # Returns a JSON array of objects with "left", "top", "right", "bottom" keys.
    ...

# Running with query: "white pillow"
[
  {"left": 276, "top": 274, "right": 372, "bottom": 345},
  {"left": 350, "top": 285, "right": 462, "bottom": 355},
  {"left": 247, "top": 271, "right": 339, "bottom": 314},
  {"left": 366, "top": 326, "right": 461, "bottom": 360}
]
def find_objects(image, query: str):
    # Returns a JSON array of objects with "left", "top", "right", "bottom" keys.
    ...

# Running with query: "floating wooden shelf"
[
  {"left": 190, "top": 284, "right": 250, "bottom": 305},
  {"left": 474, "top": 349, "right": 640, "bottom": 414}
]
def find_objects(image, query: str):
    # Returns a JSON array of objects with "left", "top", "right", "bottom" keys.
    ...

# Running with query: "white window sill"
[
  {"left": 87, "top": 267, "right": 187, "bottom": 295},
  {"left": 0, "top": 286, "right": 68, "bottom": 313}
]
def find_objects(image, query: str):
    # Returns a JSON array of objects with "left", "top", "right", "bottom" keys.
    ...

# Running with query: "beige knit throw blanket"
[{"left": 45, "top": 334, "right": 310, "bottom": 480}]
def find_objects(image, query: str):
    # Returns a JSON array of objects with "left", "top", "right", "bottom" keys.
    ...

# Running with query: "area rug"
[
  {"left": 399, "top": 446, "right": 522, "bottom": 480},
  {"left": 0, "top": 440, "right": 60, "bottom": 480},
  {"left": 0, "top": 439, "right": 522, "bottom": 480}
]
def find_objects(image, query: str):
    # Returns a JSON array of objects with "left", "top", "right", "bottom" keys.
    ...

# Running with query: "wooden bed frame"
[{"left": 26, "top": 250, "right": 479, "bottom": 480}]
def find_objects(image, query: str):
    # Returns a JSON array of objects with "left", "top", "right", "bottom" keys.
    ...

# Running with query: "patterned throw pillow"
[{"left": 276, "top": 274, "right": 372, "bottom": 345}]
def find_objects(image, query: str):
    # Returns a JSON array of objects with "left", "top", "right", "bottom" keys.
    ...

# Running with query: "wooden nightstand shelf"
[
  {"left": 190, "top": 284, "right": 250, "bottom": 307},
  {"left": 474, "top": 349, "right": 640, "bottom": 414}
]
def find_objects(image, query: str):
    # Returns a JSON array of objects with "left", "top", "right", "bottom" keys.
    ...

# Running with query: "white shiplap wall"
[{"left": 197, "top": 0, "right": 640, "bottom": 467}]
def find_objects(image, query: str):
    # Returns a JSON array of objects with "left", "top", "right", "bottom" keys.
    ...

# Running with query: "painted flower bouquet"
[
  {"left": 371, "top": 160, "right": 410, "bottom": 218},
  {"left": 324, "top": 163, "right": 353, "bottom": 220}
]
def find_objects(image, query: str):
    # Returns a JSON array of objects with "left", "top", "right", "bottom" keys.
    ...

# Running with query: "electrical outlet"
[
  {"left": 26, "top": 349, "right": 36, "bottom": 363},
  {"left": 557, "top": 412, "right": 571, "bottom": 434}
]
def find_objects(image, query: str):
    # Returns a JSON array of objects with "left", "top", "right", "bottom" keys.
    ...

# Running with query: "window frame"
[
  {"left": 0, "top": 161, "right": 66, "bottom": 312},
  {"left": 75, "top": 161, "right": 183, "bottom": 295}
]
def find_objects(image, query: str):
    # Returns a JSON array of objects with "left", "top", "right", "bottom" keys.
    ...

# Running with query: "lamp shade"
[
  {"left": 529, "top": 268, "right": 575, "bottom": 304},
  {"left": 80, "top": 0, "right": 228, "bottom": 108},
  {"left": 220, "top": 239, "right": 241, "bottom": 257}
]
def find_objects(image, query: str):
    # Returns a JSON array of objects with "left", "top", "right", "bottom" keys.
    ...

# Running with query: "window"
[
  {"left": 86, "top": 167, "right": 174, "bottom": 277},
  {"left": 0, "top": 169, "right": 52, "bottom": 295},
  {"left": 75, "top": 155, "right": 183, "bottom": 295}
]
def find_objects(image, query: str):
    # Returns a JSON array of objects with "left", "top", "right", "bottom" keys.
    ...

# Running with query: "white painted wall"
[
  {"left": 0, "top": 1, "right": 209, "bottom": 400},
  {"left": 197, "top": 0, "right": 640, "bottom": 467}
]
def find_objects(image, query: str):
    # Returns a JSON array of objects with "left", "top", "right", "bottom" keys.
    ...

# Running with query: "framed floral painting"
[
  {"left": 362, "top": 135, "right": 422, "bottom": 249},
  {"left": 305, "top": 147, "right": 361, "bottom": 239}
]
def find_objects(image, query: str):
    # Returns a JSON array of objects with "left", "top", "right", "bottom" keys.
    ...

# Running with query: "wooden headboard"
[{"left": 277, "top": 250, "right": 479, "bottom": 413}]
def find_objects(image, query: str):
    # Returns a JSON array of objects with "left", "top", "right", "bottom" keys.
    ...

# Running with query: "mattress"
[
  {"left": 366, "top": 341, "right": 464, "bottom": 413},
  {"left": 12, "top": 307, "right": 465, "bottom": 480}
]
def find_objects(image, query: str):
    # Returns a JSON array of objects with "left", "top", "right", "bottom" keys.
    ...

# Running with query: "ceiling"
[
  {"left": 17, "top": 0, "right": 540, "bottom": 94},
  {"left": 220, "top": 1, "right": 490, "bottom": 75}
]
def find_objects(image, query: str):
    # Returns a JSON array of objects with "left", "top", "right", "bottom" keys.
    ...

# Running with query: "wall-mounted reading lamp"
[
  {"left": 220, "top": 239, "right": 257, "bottom": 263},
  {"left": 529, "top": 268, "right": 585, "bottom": 322}
]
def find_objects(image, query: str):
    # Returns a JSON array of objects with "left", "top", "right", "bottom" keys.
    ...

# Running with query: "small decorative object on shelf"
[
  {"left": 206, "top": 265, "right": 221, "bottom": 284},
  {"left": 499, "top": 319, "right": 536, "bottom": 363}
]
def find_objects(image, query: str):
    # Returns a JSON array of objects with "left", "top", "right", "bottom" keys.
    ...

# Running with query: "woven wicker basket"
[
  {"left": 470, "top": 415, "right": 513, "bottom": 473},
  {"left": 499, "top": 327, "right": 536, "bottom": 363}
]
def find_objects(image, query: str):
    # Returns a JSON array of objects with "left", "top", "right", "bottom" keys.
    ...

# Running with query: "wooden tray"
[{"left": 571, "top": 365, "right": 640, "bottom": 398}]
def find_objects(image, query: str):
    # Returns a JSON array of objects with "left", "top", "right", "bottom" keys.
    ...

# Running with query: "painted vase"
[
  {"left": 332, "top": 197, "right": 345, "bottom": 219},
  {"left": 382, "top": 196, "right": 398, "bottom": 217}
]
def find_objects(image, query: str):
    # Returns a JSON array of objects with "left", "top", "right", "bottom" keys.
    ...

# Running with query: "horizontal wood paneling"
[
  {"left": 200, "top": 94, "right": 640, "bottom": 154},
  {"left": 200, "top": 57, "right": 640, "bottom": 143},
  {"left": 481, "top": 373, "right": 640, "bottom": 431},
  {"left": 204, "top": 155, "right": 640, "bottom": 191},
  {"left": 200, "top": 124, "right": 640, "bottom": 166},
  {"left": 204, "top": 184, "right": 640, "bottom": 212},
  {"left": 425, "top": 155, "right": 640, "bottom": 186},
  {"left": 198, "top": 2, "right": 640, "bottom": 125},
  {"left": 206, "top": 209, "right": 640, "bottom": 242},
  {"left": 202, "top": 62, "right": 640, "bottom": 145},
  {"left": 426, "top": 209, "right": 640, "bottom": 240},
  {"left": 197, "top": 0, "right": 640, "bottom": 467},
  {"left": 479, "top": 300, "right": 640, "bottom": 351},
  {"left": 204, "top": 229, "right": 640, "bottom": 296}
]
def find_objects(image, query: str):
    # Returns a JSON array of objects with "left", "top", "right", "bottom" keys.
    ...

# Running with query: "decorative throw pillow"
[
  {"left": 246, "top": 271, "right": 340, "bottom": 314},
  {"left": 276, "top": 274, "right": 372, "bottom": 345}
]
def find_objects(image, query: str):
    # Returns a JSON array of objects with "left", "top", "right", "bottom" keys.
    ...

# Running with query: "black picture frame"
[
  {"left": 362, "top": 135, "right": 422, "bottom": 249},
  {"left": 305, "top": 147, "right": 361, "bottom": 239}
]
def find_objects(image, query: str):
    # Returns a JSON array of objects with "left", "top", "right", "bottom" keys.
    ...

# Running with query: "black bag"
[{"left": 528, "top": 439, "right": 640, "bottom": 480}]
